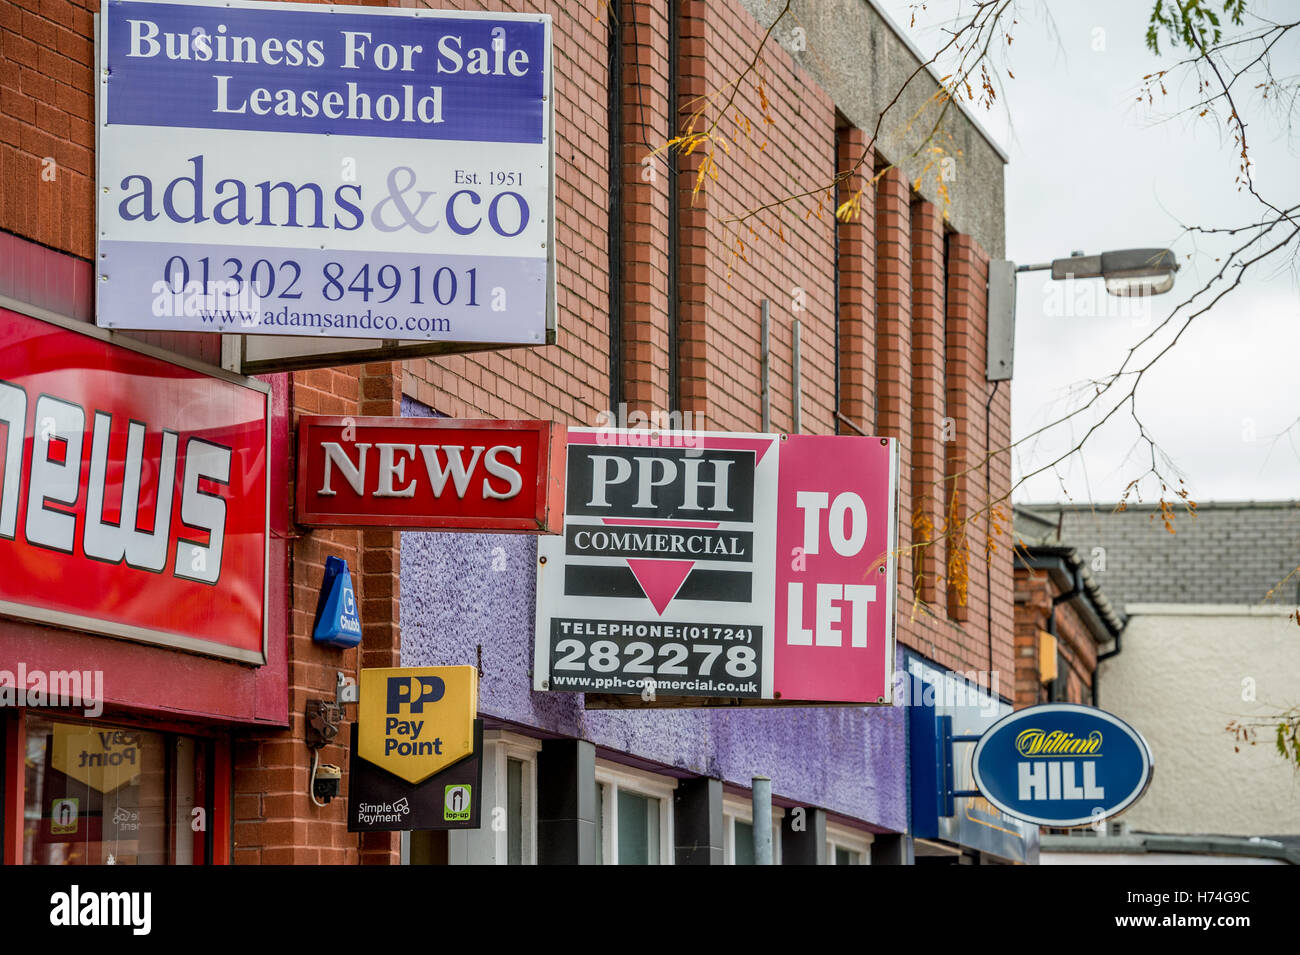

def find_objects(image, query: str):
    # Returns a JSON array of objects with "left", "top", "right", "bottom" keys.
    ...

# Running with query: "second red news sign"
[{"left": 295, "top": 416, "right": 566, "bottom": 533}]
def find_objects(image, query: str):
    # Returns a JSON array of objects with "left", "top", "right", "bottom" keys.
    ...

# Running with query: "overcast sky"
[{"left": 876, "top": 0, "right": 1300, "bottom": 505}]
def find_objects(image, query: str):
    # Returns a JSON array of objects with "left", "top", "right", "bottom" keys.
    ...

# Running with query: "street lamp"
[
  {"left": 1016, "top": 248, "right": 1180, "bottom": 297},
  {"left": 987, "top": 247, "right": 1179, "bottom": 380}
]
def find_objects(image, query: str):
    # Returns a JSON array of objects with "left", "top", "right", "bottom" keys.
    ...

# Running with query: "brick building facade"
[
  {"left": 1, "top": 0, "right": 1018, "bottom": 864},
  {"left": 1012, "top": 509, "right": 1126, "bottom": 710}
]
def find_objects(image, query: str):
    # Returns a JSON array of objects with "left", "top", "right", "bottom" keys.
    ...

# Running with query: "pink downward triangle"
[{"left": 625, "top": 559, "right": 695, "bottom": 616}]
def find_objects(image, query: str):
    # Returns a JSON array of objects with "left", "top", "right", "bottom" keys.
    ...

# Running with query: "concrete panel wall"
[
  {"left": 1098, "top": 608, "right": 1300, "bottom": 836},
  {"left": 738, "top": 0, "right": 1007, "bottom": 257}
]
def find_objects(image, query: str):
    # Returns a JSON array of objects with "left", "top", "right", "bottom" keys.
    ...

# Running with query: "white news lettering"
[
  {"left": 24, "top": 396, "right": 83, "bottom": 553},
  {"left": 175, "top": 439, "right": 232, "bottom": 585},
  {"left": 317, "top": 441, "right": 524, "bottom": 501},
  {"left": 0, "top": 381, "right": 231, "bottom": 585},
  {"left": 84, "top": 413, "right": 177, "bottom": 572}
]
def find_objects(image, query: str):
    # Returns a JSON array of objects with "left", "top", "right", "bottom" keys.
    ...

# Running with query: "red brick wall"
[
  {"left": 873, "top": 175, "right": 1013, "bottom": 685},
  {"left": 910, "top": 199, "right": 947, "bottom": 607},
  {"left": 621, "top": 0, "right": 673, "bottom": 416},
  {"left": 232, "top": 361, "right": 402, "bottom": 866},
  {"left": 1013, "top": 566, "right": 1101, "bottom": 708},
  {"left": 676, "top": 0, "right": 837, "bottom": 434},
  {"left": 0, "top": 0, "right": 95, "bottom": 259},
  {"left": 402, "top": 0, "right": 610, "bottom": 426},
  {"left": 944, "top": 235, "right": 980, "bottom": 623},
  {"left": 875, "top": 167, "right": 914, "bottom": 596},
  {"left": 836, "top": 129, "right": 876, "bottom": 436}
]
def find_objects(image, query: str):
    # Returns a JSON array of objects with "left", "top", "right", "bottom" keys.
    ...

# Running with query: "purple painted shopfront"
[{"left": 397, "top": 397, "right": 908, "bottom": 864}]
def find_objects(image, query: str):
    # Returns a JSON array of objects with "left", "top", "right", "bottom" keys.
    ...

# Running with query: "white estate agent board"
[
  {"left": 97, "top": 0, "right": 553, "bottom": 344},
  {"left": 534, "top": 429, "right": 901, "bottom": 705}
]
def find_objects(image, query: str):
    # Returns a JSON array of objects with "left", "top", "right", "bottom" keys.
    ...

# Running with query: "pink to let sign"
[
  {"left": 534, "top": 428, "right": 899, "bottom": 705},
  {"left": 774, "top": 435, "right": 900, "bottom": 703}
]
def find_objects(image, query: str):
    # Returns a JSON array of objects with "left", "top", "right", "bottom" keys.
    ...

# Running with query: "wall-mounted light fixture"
[{"left": 986, "top": 248, "right": 1179, "bottom": 381}]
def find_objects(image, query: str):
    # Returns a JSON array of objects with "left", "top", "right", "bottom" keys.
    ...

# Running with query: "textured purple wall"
[{"left": 398, "top": 397, "right": 908, "bottom": 832}]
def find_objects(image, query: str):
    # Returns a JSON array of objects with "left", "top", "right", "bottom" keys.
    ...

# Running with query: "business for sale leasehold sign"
[
  {"left": 97, "top": 0, "right": 552, "bottom": 343},
  {"left": 534, "top": 430, "right": 900, "bottom": 704}
]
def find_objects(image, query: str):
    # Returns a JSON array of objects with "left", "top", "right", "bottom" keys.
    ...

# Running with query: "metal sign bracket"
[{"left": 938, "top": 715, "right": 983, "bottom": 817}]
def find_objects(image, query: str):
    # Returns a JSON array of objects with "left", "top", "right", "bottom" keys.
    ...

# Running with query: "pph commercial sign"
[
  {"left": 0, "top": 309, "right": 270, "bottom": 663},
  {"left": 97, "top": 0, "right": 553, "bottom": 344},
  {"left": 534, "top": 429, "right": 900, "bottom": 704}
]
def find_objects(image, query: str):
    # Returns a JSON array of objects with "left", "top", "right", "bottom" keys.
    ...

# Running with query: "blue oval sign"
[{"left": 972, "top": 703, "right": 1153, "bottom": 828}]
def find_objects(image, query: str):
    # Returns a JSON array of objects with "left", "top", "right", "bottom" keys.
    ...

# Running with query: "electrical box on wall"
[
  {"left": 1038, "top": 630, "right": 1059, "bottom": 683},
  {"left": 987, "top": 259, "right": 1017, "bottom": 381}
]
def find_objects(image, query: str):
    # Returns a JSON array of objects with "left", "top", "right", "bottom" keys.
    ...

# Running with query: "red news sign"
[
  {"left": 0, "top": 308, "right": 270, "bottom": 664},
  {"left": 296, "top": 417, "right": 566, "bottom": 532}
]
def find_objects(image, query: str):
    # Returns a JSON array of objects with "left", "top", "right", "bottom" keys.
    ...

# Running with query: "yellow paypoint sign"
[
  {"left": 50, "top": 725, "right": 142, "bottom": 794},
  {"left": 358, "top": 667, "right": 477, "bottom": 784}
]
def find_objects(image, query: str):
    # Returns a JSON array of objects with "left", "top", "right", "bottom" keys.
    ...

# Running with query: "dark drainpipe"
[{"left": 1094, "top": 615, "right": 1124, "bottom": 708}]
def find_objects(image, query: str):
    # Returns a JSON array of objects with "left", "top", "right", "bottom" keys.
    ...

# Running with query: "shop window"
[
  {"left": 441, "top": 730, "right": 539, "bottom": 865},
  {"left": 733, "top": 821, "right": 754, "bottom": 864},
  {"left": 825, "top": 822, "right": 873, "bottom": 865},
  {"left": 22, "top": 715, "right": 211, "bottom": 866},
  {"left": 617, "top": 791, "right": 659, "bottom": 864},
  {"left": 723, "top": 794, "right": 783, "bottom": 864},
  {"left": 595, "top": 761, "right": 675, "bottom": 865},
  {"left": 506, "top": 757, "right": 525, "bottom": 865}
]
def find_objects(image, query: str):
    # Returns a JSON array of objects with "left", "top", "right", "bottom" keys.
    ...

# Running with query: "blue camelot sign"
[
  {"left": 971, "top": 703, "right": 1153, "bottom": 828},
  {"left": 312, "top": 555, "right": 361, "bottom": 648}
]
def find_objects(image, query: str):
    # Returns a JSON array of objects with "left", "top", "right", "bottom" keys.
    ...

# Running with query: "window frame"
[
  {"left": 825, "top": 821, "right": 874, "bottom": 865},
  {"left": 494, "top": 730, "right": 541, "bottom": 866},
  {"left": 444, "top": 730, "right": 540, "bottom": 865},
  {"left": 594, "top": 760, "right": 676, "bottom": 866},
  {"left": 722, "top": 793, "right": 783, "bottom": 865}
]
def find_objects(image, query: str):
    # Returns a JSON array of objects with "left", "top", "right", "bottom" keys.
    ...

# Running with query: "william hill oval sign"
[{"left": 972, "top": 703, "right": 1153, "bottom": 828}]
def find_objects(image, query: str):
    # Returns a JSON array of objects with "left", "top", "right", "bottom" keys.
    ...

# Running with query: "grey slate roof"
[{"left": 1014, "top": 501, "right": 1300, "bottom": 608}]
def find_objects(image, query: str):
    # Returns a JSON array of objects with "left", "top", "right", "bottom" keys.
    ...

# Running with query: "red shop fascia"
[{"left": 0, "top": 238, "right": 292, "bottom": 865}]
